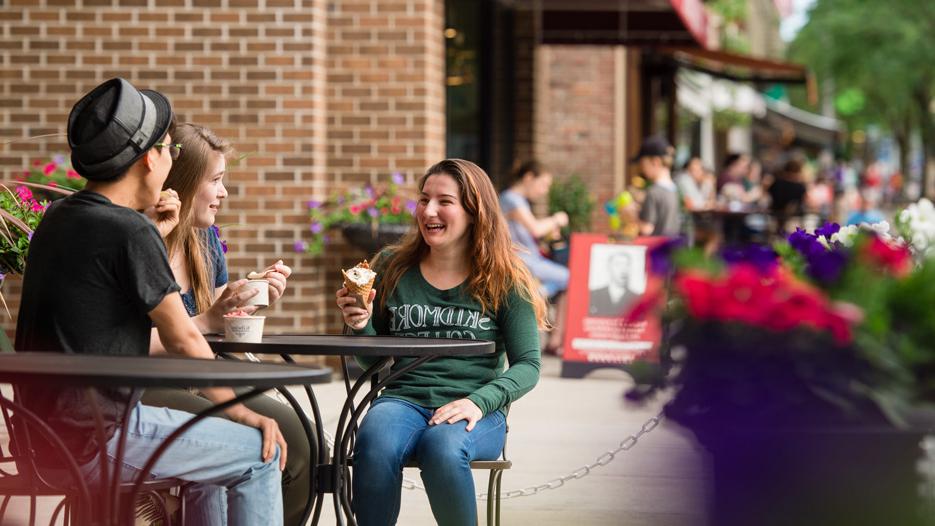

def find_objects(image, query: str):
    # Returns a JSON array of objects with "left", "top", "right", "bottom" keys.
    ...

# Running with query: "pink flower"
[
  {"left": 66, "top": 169, "right": 80, "bottom": 179},
  {"left": 30, "top": 200, "right": 44, "bottom": 213},
  {"left": 15, "top": 186, "right": 33, "bottom": 202},
  {"left": 43, "top": 163, "right": 56, "bottom": 176}
]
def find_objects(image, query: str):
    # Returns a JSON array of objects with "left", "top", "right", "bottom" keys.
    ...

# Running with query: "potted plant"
[
  {"left": 0, "top": 178, "right": 73, "bottom": 352},
  {"left": 295, "top": 172, "right": 416, "bottom": 257},
  {"left": 16, "top": 155, "right": 86, "bottom": 197},
  {"left": 546, "top": 174, "right": 595, "bottom": 264},
  {"left": 624, "top": 223, "right": 934, "bottom": 526}
]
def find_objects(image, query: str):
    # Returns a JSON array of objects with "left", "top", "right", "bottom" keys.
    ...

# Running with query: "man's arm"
[{"left": 148, "top": 293, "right": 287, "bottom": 469}]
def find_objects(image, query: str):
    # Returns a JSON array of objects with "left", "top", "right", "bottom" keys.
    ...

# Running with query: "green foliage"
[
  {"left": 547, "top": 174, "right": 594, "bottom": 235},
  {"left": 789, "top": 0, "right": 934, "bottom": 159},
  {"left": 0, "top": 185, "right": 47, "bottom": 276}
]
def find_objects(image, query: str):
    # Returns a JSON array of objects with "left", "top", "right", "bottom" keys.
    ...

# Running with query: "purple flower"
[
  {"left": 807, "top": 249, "right": 847, "bottom": 283},
  {"left": 364, "top": 186, "right": 375, "bottom": 199},
  {"left": 310, "top": 222, "right": 323, "bottom": 234},
  {"left": 722, "top": 244, "right": 779, "bottom": 274},
  {"left": 367, "top": 207, "right": 379, "bottom": 218},
  {"left": 391, "top": 172, "right": 404, "bottom": 185},
  {"left": 293, "top": 240, "right": 308, "bottom": 253},
  {"left": 337, "top": 195, "right": 345, "bottom": 205},
  {"left": 405, "top": 200, "right": 417, "bottom": 213},
  {"left": 322, "top": 234, "right": 331, "bottom": 243},
  {"left": 53, "top": 154, "right": 65, "bottom": 165},
  {"left": 648, "top": 237, "right": 686, "bottom": 275},
  {"left": 0, "top": 272, "right": 5, "bottom": 282},
  {"left": 306, "top": 200, "right": 322, "bottom": 209},
  {"left": 816, "top": 222, "right": 841, "bottom": 240},
  {"left": 28, "top": 232, "right": 33, "bottom": 241},
  {"left": 788, "top": 228, "right": 818, "bottom": 253}
]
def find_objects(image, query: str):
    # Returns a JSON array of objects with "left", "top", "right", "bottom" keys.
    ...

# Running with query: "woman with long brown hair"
[
  {"left": 141, "top": 123, "right": 312, "bottom": 526},
  {"left": 336, "top": 159, "right": 546, "bottom": 526}
]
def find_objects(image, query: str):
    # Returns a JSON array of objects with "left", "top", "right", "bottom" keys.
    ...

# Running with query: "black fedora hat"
[
  {"left": 67, "top": 78, "right": 173, "bottom": 181},
  {"left": 630, "top": 135, "right": 673, "bottom": 163}
]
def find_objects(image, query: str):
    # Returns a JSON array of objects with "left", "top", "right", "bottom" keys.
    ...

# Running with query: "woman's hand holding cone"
[{"left": 336, "top": 287, "right": 375, "bottom": 330}]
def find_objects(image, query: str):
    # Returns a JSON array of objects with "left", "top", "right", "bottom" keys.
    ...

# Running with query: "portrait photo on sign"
[{"left": 587, "top": 244, "right": 647, "bottom": 318}]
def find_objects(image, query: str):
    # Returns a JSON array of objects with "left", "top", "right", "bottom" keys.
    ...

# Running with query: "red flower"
[
  {"left": 863, "top": 236, "right": 911, "bottom": 277},
  {"left": 66, "top": 169, "right": 80, "bottom": 179},
  {"left": 43, "top": 162, "right": 56, "bottom": 176},
  {"left": 676, "top": 272, "right": 716, "bottom": 318}
]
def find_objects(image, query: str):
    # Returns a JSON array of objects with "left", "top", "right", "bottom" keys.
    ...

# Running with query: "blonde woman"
[{"left": 142, "top": 123, "right": 310, "bottom": 526}]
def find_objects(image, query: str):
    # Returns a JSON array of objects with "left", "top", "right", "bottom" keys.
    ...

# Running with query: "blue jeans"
[
  {"left": 352, "top": 397, "right": 506, "bottom": 526},
  {"left": 79, "top": 402, "right": 283, "bottom": 526},
  {"left": 520, "top": 251, "right": 569, "bottom": 299}
]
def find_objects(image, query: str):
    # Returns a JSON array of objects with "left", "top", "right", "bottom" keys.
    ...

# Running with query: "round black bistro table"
[
  {"left": 205, "top": 334, "right": 497, "bottom": 526},
  {"left": 0, "top": 352, "right": 331, "bottom": 526}
]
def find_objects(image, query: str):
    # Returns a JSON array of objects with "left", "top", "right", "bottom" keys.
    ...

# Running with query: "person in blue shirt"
[{"left": 499, "top": 160, "right": 568, "bottom": 354}]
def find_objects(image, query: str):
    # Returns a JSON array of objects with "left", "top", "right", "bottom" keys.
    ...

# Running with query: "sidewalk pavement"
[{"left": 3, "top": 355, "right": 710, "bottom": 525}]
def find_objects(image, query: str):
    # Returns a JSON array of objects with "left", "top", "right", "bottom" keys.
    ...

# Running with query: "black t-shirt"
[
  {"left": 768, "top": 179, "right": 807, "bottom": 214},
  {"left": 15, "top": 191, "right": 180, "bottom": 464}
]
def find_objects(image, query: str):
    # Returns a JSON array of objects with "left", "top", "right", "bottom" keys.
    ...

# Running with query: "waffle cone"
[{"left": 342, "top": 269, "right": 375, "bottom": 308}]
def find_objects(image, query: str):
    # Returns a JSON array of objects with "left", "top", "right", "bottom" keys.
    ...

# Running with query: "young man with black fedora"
[
  {"left": 633, "top": 135, "right": 682, "bottom": 237},
  {"left": 15, "top": 78, "right": 285, "bottom": 525}
]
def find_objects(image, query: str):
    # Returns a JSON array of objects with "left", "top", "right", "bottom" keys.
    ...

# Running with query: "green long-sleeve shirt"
[{"left": 354, "top": 262, "right": 541, "bottom": 416}]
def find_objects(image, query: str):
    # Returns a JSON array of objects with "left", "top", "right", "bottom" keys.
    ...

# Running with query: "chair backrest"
[{"left": 0, "top": 386, "right": 90, "bottom": 497}]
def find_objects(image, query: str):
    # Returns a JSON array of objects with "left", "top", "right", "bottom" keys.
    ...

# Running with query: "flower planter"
[
  {"left": 695, "top": 424, "right": 924, "bottom": 526},
  {"left": 340, "top": 223, "right": 410, "bottom": 256}
]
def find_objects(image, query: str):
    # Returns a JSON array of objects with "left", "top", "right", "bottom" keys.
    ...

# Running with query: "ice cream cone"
[{"left": 342, "top": 269, "right": 375, "bottom": 308}]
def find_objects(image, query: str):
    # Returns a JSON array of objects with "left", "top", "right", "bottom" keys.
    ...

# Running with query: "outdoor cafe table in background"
[
  {"left": 0, "top": 352, "right": 330, "bottom": 525},
  {"left": 206, "top": 334, "right": 497, "bottom": 526}
]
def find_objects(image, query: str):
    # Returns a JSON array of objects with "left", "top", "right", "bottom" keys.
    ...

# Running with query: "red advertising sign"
[{"left": 560, "top": 233, "right": 664, "bottom": 378}]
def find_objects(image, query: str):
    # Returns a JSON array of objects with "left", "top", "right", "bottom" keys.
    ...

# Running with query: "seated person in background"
[
  {"left": 141, "top": 123, "right": 309, "bottom": 526},
  {"left": 336, "top": 159, "right": 546, "bottom": 526},
  {"left": 718, "top": 153, "right": 767, "bottom": 209},
  {"left": 634, "top": 135, "right": 681, "bottom": 237},
  {"left": 499, "top": 160, "right": 568, "bottom": 354},
  {"left": 768, "top": 160, "right": 808, "bottom": 216},
  {"left": 768, "top": 160, "right": 808, "bottom": 235},
  {"left": 676, "top": 156, "right": 715, "bottom": 211},
  {"left": 15, "top": 78, "right": 285, "bottom": 525},
  {"left": 806, "top": 172, "right": 834, "bottom": 221},
  {"left": 846, "top": 188, "right": 885, "bottom": 226}
]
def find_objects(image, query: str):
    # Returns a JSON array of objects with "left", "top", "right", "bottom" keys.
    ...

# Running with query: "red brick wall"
[
  {"left": 0, "top": 0, "right": 328, "bottom": 338},
  {"left": 322, "top": 0, "right": 446, "bottom": 331},
  {"left": 0, "top": 0, "right": 446, "bottom": 340},
  {"left": 539, "top": 45, "right": 618, "bottom": 232}
]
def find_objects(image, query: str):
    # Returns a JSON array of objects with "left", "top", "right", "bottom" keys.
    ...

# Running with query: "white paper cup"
[
  {"left": 224, "top": 315, "right": 266, "bottom": 343},
  {"left": 241, "top": 279, "right": 269, "bottom": 308}
]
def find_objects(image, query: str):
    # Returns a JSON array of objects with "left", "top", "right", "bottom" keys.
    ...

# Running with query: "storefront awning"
[
  {"left": 663, "top": 46, "right": 808, "bottom": 84},
  {"left": 534, "top": 0, "right": 708, "bottom": 47}
]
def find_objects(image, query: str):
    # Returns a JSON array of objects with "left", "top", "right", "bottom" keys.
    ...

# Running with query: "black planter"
[
  {"left": 340, "top": 223, "right": 410, "bottom": 257},
  {"left": 695, "top": 425, "right": 925, "bottom": 526}
]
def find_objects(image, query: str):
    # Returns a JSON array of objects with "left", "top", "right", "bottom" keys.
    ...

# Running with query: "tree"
[{"left": 789, "top": 0, "right": 935, "bottom": 194}]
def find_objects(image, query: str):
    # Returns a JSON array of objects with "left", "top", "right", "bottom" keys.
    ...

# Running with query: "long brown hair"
[
  {"left": 163, "top": 123, "right": 233, "bottom": 313},
  {"left": 376, "top": 159, "right": 548, "bottom": 328}
]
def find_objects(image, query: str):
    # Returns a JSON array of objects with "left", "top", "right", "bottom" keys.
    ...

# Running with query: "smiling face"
[
  {"left": 191, "top": 151, "right": 227, "bottom": 229},
  {"left": 417, "top": 173, "right": 472, "bottom": 254}
]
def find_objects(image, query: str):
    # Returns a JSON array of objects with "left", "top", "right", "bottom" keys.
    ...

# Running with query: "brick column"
[{"left": 322, "top": 0, "right": 446, "bottom": 331}]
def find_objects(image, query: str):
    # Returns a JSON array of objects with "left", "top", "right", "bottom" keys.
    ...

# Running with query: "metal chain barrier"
[{"left": 404, "top": 411, "right": 664, "bottom": 500}]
